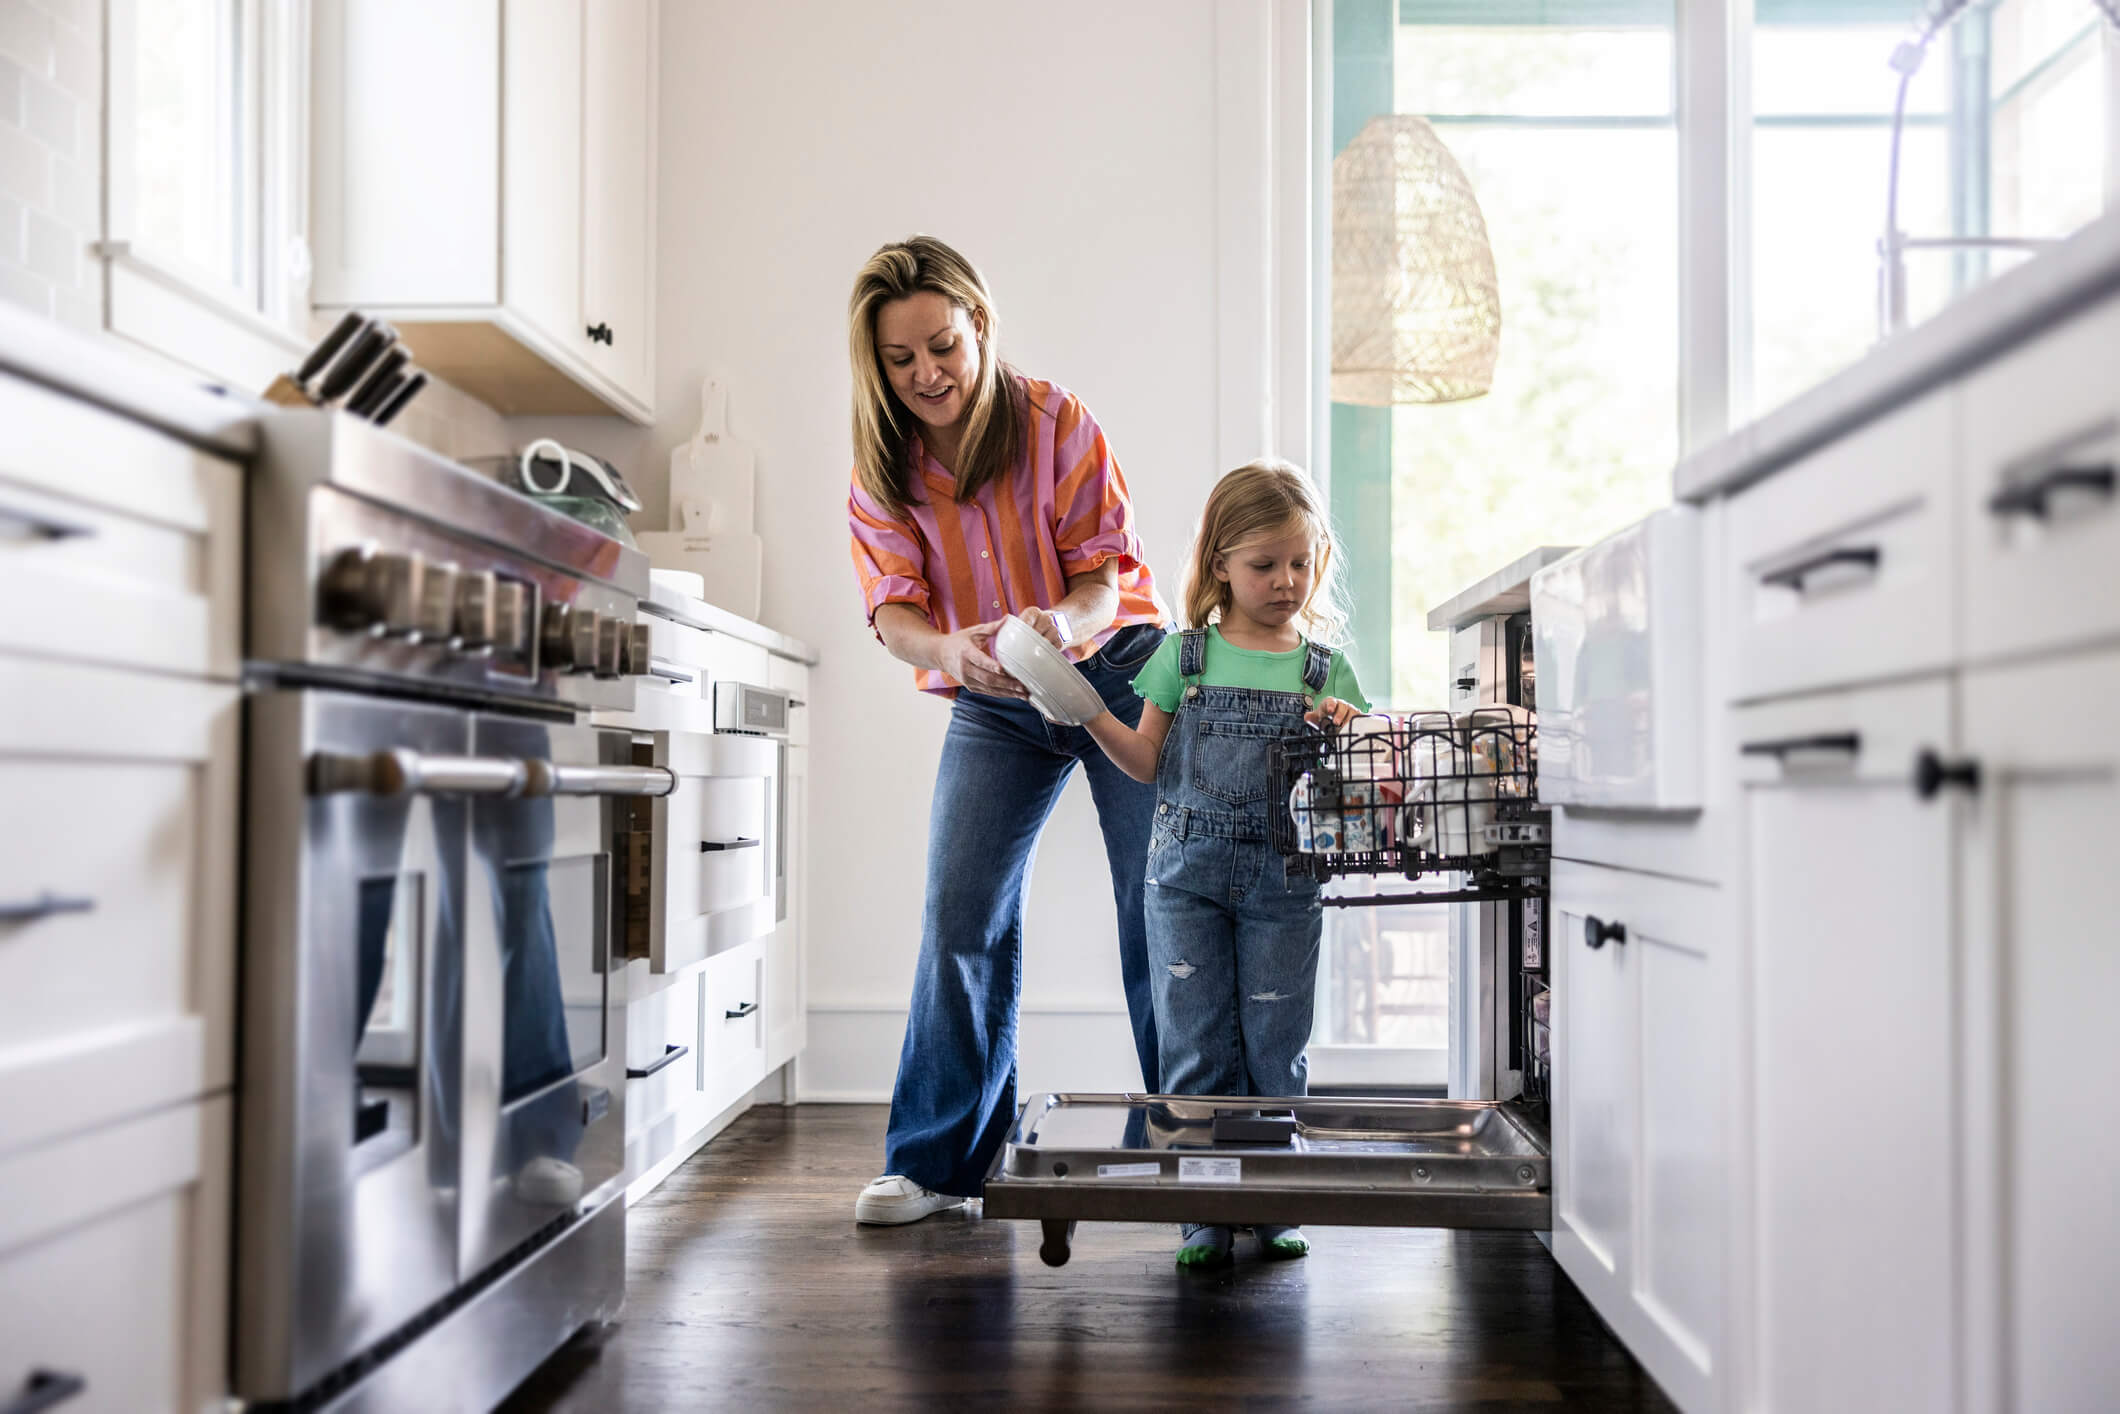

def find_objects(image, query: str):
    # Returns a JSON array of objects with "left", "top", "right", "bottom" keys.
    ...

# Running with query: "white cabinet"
[
  {"left": 765, "top": 742, "right": 808, "bottom": 1073},
  {"left": 1957, "top": 651, "right": 2120, "bottom": 1413},
  {"left": 311, "top": 0, "right": 659, "bottom": 421},
  {"left": 1550, "top": 860, "right": 1723, "bottom": 1414},
  {"left": 1731, "top": 678, "right": 1960, "bottom": 1414}
]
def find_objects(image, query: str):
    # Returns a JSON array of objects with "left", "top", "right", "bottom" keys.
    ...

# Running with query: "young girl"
[{"left": 1084, "top": 459, "right": 1367, "bottom": 1269}]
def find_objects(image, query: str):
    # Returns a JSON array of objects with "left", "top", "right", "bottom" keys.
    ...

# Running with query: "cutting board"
[{"left": 638, "top": 377, "right": 764, "bottom": 619}]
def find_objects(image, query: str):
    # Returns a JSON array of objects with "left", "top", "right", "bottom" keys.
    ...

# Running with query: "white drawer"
[
  {"left": 0, "top": 660, "right": 239, "bottom": 1153},
  {"left": 1551, "top": 809, "right": 1725, "bottom": 887},
  {"left": 649, "top": 731, "right": 778, "bottom": 973},
  {"left": 0, "top": 1097, "right": 231, "bottom": 1414},
  {"left": 699, "top": 939, "right": 767, "bottom": 1116},
  {"left": 767, "top": 655, "right": 810, "bottom": 745},
  {"left": 1958, "top": 295, "right": 2120, "bottom": 665},
  {"left": 1726, "top": 389, "right": 1957, "bottom": 702},
  {"left": 0, "top": 375, "right": 242, "bottom": 680},
  {"left": 642, "top": 616, "right": 709, "bottom": 697},
  {"left": 623, "top": 977, "right": 700, "bottom": 1142},
  {"left": 762, "top": 928, "right": 804, "bottom": 1073}
]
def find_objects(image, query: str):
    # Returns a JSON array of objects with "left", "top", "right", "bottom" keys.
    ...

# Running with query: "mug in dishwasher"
[{"left": 1399, "top": 730, "right": 1493, "bottom": 858}]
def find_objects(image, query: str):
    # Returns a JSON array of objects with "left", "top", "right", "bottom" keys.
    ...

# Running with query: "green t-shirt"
[{"left": 1131, "top": 626, "right": 1371, "bottom": 714}]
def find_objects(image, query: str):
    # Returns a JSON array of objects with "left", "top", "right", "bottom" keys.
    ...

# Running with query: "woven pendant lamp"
[{"left": 1332, "top": 114, "right": 1501, "bottom": 405}]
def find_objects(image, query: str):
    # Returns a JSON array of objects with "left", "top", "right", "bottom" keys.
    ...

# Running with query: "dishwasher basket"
[{"left": 1268, "top": 708, "right": 1545, "bottom": 887}]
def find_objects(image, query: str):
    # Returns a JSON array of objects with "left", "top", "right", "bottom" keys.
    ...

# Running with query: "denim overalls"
[{"left": 1144, "top": 628, "right": 1328, "bottom": 1099}]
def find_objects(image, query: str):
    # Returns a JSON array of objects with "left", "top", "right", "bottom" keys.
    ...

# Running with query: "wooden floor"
[{"left": 500, "top": 1105, "right": 1677, "bottom": 1412}]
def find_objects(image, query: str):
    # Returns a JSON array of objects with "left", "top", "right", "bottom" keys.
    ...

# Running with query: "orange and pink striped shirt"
[{"left": 849, "top": 376, "right": 1166, "bottom": 696}]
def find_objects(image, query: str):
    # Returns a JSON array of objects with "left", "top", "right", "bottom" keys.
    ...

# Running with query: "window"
[{"left": 103, "top": 0, "right": 310, "bottom": 384}]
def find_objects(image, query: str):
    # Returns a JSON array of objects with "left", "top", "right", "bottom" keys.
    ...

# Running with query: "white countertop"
[
  {"left": 0, "top": 299, "right": 262, "bottom": 460},
  {"left": 644, "top": 579, "right": 818, "bottom": 664},
  {"left": 1675, "top": 207, "right": 2120, "bottom": 503},
  {"left": 1425, "top": 546, "right": 1578, "bottom": 631}
]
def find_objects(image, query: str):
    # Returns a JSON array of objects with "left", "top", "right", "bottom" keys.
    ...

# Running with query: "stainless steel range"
[{"left": 235, "top": 413, "right": 672, "bottom": 1412}]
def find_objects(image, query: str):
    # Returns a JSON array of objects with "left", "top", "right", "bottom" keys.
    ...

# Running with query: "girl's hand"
[
  {"left": 1306, "top": 696, "right": 1359, "bottom": 729},
  {"left": 1018, "top": 606, "right": 1071, "bottom": 650},
  {"left": 942, "top": 620, "right": 1029, "bottom": 699}
]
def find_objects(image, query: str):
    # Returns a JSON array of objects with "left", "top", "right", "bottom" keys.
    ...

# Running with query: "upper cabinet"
[{"left": 310, "top": 0, "right": 658, "bottom": 422}]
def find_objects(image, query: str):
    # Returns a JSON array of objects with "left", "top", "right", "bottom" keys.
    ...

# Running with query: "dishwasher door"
[{"left": 982, "top": 1092, "right": 1548, "bottom": 1264}]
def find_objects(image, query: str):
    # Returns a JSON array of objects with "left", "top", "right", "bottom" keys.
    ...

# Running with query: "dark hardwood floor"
[{"left": 500, "top": 1104, "right": 1677, "bottom": 1412}]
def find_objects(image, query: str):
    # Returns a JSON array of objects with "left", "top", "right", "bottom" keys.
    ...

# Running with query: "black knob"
[
  {"left": 586, "top": 322, "right": 613, "bottom": 346},
  {"left": 1584, "top": 915, "right": 1626, "bottom": 950},
  {"left": 1913, "top": 749, "right": 1980, "bottom": 800}
]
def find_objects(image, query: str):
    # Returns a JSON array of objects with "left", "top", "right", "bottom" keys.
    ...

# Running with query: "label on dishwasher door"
[
  {"left": 1097, "top": 1162, "right": 1163, "bottom": 1179},
  {"left": 1179, "top": 1156, "right": 1242, "bottom": 1185}
]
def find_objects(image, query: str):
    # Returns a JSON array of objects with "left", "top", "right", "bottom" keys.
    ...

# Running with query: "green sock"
[
  {"left": 1176, "top": 1223, "right": 1234, "bottom": 1268},
  {"left": 1255, "top": 1224, "right": 1309, "bottom": 1259}
]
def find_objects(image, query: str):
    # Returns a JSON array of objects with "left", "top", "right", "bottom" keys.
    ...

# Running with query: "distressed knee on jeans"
[
  {"left": 1165, "top": 960, "right": 1197, "bottom": 980},
  {"left": 1249, "top": 990, "right": 1292, "bottom": 1002}
]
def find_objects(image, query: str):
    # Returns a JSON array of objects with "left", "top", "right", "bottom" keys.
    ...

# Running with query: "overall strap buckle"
[
  {"left": 1178, "top": 627, "right": 1209, "bottom": 680},
  {"left": 1301, "top": 640, "right": 1332, "bottom": 695}
]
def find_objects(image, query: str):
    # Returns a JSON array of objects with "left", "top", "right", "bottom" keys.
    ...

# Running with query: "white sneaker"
[{"left": 854, "top": 1174, "right": 966, "bottom": 1225}]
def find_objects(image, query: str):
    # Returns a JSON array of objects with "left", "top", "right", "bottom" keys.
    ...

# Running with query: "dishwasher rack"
[{"left": 1268, "top": 708, "right": 1549, "bottom": 905}]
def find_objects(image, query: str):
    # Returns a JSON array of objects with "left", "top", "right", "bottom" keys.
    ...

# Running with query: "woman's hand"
[
  {"left": 1305, "top": 696, "right": 1360, "bottom": 729},
  {"left": 1017, "top": 606, "right": 1072, "bottom": 650},
  {"left": 941, "top": 620, "right": 1029, "bottom": 699}
]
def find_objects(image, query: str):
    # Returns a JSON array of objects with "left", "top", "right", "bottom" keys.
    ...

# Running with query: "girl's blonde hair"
[
  {"left": 847, "top": 235, "right": 1027, "bottom": 519},
  {"left": 1181, "top": 459, "right": 1351, "bottom": 647}
]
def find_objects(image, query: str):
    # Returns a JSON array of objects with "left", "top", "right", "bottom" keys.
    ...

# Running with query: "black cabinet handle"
[
  {"left": 1740, "top": 733, "right": 1862, "bottom": 761},
  {"left": 585, "top": 322, "right": 614, "bottom": 346},
  {"left": 0, "top": 893, "right": 95, "bottom": 925},
  {"left": 1913, "top": 748, "right": 1981, "bottom": 800},
  {"left": 625, "top": 1042, "right": 690, "bottom": 1079},
  {"left": 701, "top": 838, "right": 760, "bottom": 852},
  {"left": 3, "top": 1371, "right": 86, "bottom": 1414},
  {"left": 1988, "top": 463, "right": 2115, "bottom": 520},
  {"left": 1584, "top": 915, "right": 1627, "bottom": 951},
  {"left": 0, "top": 504, "right": 95, "bottom": 541},
  {"left": 724, "top": 1001, "right": 758, "bottom": 1020},
  {"left": 1760, "top": 545, "right": 1881, "bottom": 592}
]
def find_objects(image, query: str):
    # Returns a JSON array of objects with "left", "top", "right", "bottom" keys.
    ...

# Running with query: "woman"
[{"left": 846, "top": 235, "right": 1168, "bottom": 1223}]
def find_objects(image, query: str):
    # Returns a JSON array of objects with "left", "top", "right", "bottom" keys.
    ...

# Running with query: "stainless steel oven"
[{"left": 236, "top": 413, "right": 668, "bottom": 1412}]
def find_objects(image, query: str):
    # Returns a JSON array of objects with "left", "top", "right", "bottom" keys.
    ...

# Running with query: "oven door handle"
[{"left": 311, "top": 750, "right": 676, "bottom": 799}]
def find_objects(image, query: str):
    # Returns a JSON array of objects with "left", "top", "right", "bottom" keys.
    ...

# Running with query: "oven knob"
[
  {"left": 570, "top": 609, "right": 602, "bottom": 675},
  {"left": 492, "top": 579, "right": 533, "bottom": 660},
  {"left": 540, "top": 602, "right": 577, "bottom": 672},
  {"left": 371, "top": 551, "right": 424, "bottom": 638},
  {"left": 593, "top": 613, "right": 626, "bottom": 678},
  {"left": 454, "top": 569, "right": 497, "bottom": 651},
  {"left": 318, "top": 546, "right": 382, "bottom": 633},
  {"left": 415, "top": 560, "right": 458, "bottom": 644},
  {"left": 624, "top": 621, "right": 651, "bottom": 677}
]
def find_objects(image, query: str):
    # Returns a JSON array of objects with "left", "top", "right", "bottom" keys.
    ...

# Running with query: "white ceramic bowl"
[{"left": 993, "top": 615, "right": 1106, "bottom": 725}]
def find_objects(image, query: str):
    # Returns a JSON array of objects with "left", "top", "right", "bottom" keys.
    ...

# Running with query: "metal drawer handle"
[
  {"left": 0, "top": 893, "right": 95, "bottom": 925},
  {"left": 1760, "top": 545, "right": 1881, "bottom": 592},
  {"left": 1584, "top": 915, "right": 1627, "bottom": 950},
  {"left": 311, "top": 750, "right": 676, "bottom": 799},
  {"left": 1987, "top": 463, "right": 2115, "bottom": 520},
  {"left": 3, "top": 1370, "right": 86, "bottom": 1414},
  {"left": 724, "top": 1001, "right": 758, "bottom": 1020},
  {"left": 1740, "top": 732, "right": 1862, "bottom": 761},
  {"left": 700, "top": 837, "right": 760, "bottom": 852},
  {"left": 1913, "top": 748, "right": 1980, "bottom": 800},
  {"left": 648, "top": 659, "right": 697, "bottom": 684},
  {"left": 625, "top": 1043, "right": 690, "bottom": 1079},
  {"left": 0, "top": 504, "right": 95, "bottom": 542}
]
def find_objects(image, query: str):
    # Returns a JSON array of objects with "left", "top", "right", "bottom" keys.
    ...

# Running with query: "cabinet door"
[
  {"left": 581, "top": 0, "right": 655, "bottom": 399},
  {"left": 764, "top": 746, "right": 807, "bottom": 1073},
  {"left": 501, "top": 0, "right": 585, "bottom": 353},
  {"left": 1551, "top": 860, "right": 1723, "bottom": 1414},
  {"left": 1959, "top": 653, "right": 2120, "bottom": 1414},
  {"left": 1734, "top": 679, "right": 1957, "bottom": 1414}
]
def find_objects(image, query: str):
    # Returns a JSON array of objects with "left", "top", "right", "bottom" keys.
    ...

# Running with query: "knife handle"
[
  {"left": 296, "top": 311, "right": 367, "bottom": 386},
  {"left": 317, "top": 322, "right": 397, "bottom": 402},
  {"left": 372, "top": 370, "right": 429, "bottom": 426},
  {"left": 345, "top": 347, "right": 410, "bottom": 416}
]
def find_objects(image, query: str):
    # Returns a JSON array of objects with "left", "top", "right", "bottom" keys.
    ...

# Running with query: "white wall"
[{"left": 552, "top": 0, "right": 1310, "bottom": 1101}]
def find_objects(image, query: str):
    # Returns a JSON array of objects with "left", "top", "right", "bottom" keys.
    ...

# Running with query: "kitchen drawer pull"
[
  {"left": 586, "top": 322, "right": 614, "bottom": 346},
  {"left": 701, "top": 837, "right": 761, "bottom": 852},
  {"left": 1740, "top": 732, "right": 1862, "bottom": 761},
  {"left": 724, "top": 1001, "right": 758, "bottom": 1020},
  {"left": 312, "top": 750, "right": 676, "bottom": 799},
  {"left": 1986, "top": 463, "right": 2116, "bottom": 520},
  {"left": 0, "top": 503, "right": 95, "bottom": 541},
  {"left": 1760, "top": 545, "right": 1881, "bottom": 592},
  {"left": 2, "top": 1370, "right": 86, "bottom": 1414},
  {"left": 1913, "top": 749, "right": 1981, "bottom": 800},
  {"left": 626, "top": 1042, "right": 690, "bottom": 1079},
  {"left": 0, "top": 892, "right": 95, "bottom": 925},
  {"left": 647, "top": 659, "right": 697, "bottom": 684},
  {"left": 1584, "top": 915, "right": 1627, "bottom": 950}
]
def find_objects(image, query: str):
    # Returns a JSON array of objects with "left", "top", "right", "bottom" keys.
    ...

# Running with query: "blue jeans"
[
  {"left": 882, "top": 622, "right": 1166, "bottom": 1196},
  {"left": 1145, "top": 835, "right": 1322, "bottom": 1097}
]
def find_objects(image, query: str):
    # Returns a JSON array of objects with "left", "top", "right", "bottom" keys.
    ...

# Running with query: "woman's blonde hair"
[
  {"left": 848, "top": 235, "right": 1027, "bottom": 519},
  {"left": 1181, "top": 459, "right": 1351, "bottom": 647}
]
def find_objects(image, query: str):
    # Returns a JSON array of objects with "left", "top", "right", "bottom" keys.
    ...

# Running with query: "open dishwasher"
[{"left": 982, "top": 707, "right": 1552, "bottom": 1266}]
